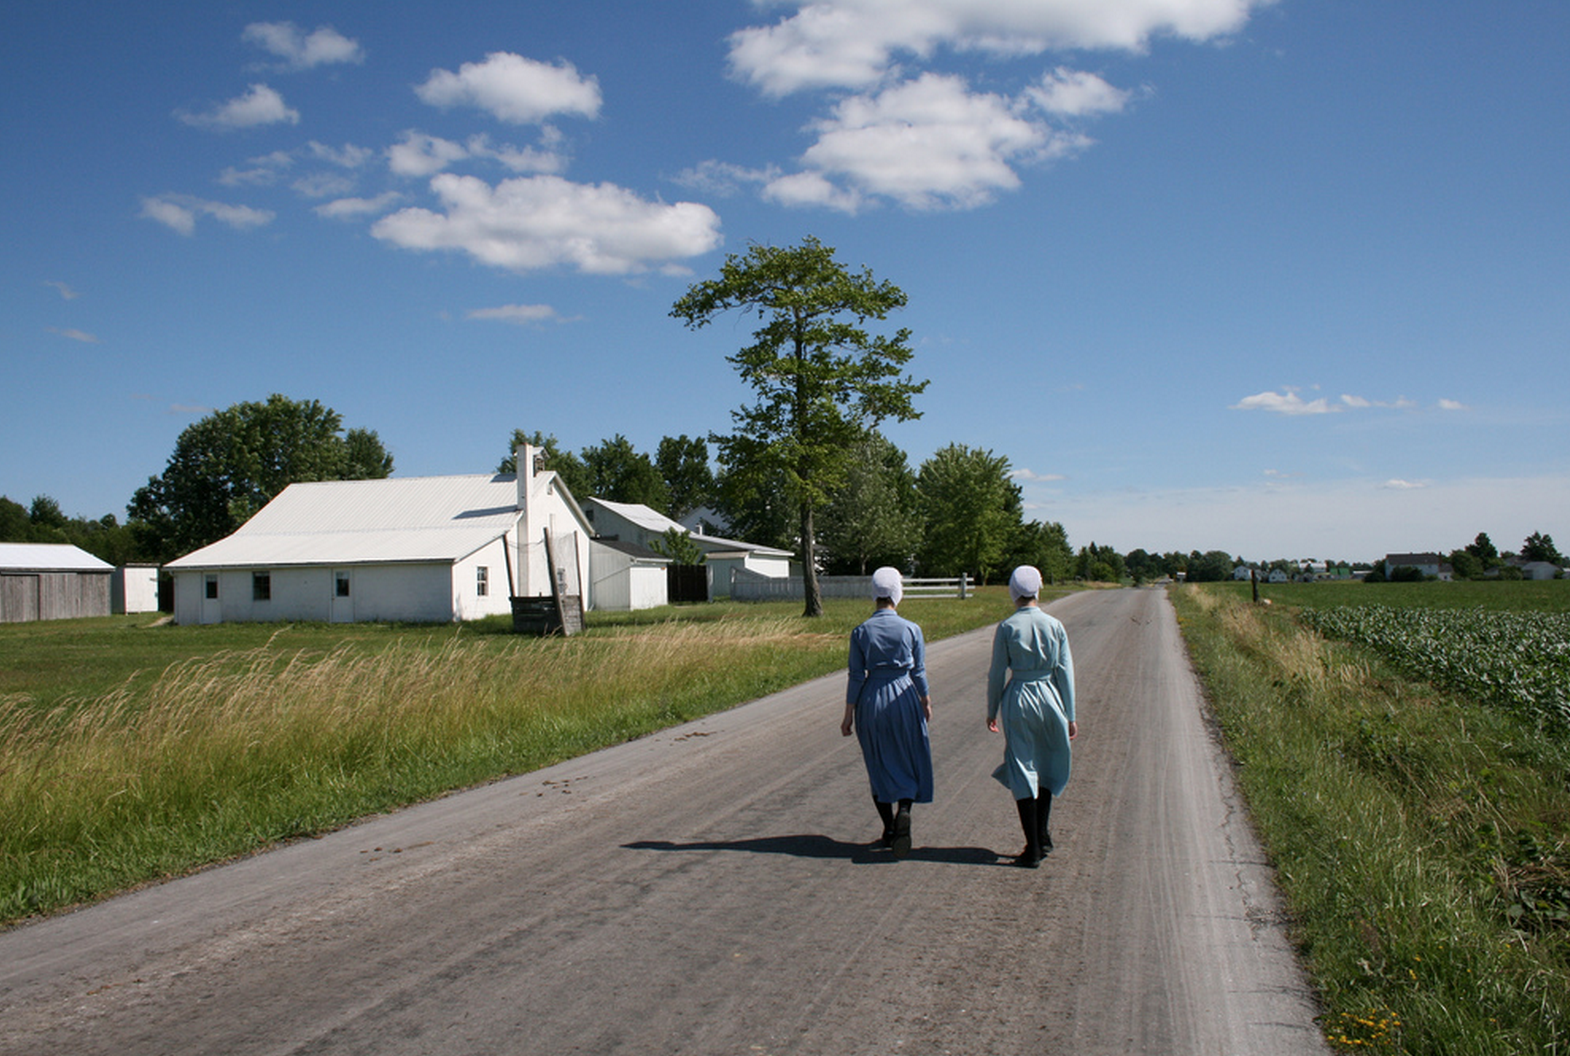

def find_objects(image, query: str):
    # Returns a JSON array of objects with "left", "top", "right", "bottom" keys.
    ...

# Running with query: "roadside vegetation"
[
  {"left": 1171, "top": 580, "right": 1570, "bottom": 1054},
  {"left": 0, "top": 591, "right": 1021, "bottom": 927}
]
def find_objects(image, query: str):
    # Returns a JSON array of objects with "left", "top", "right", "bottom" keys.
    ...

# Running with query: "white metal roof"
[
  {"left": 165, "top": 474, "right": 524, "bottom": 570},
  {"left": 588, "top": 497, "right": 686, "bottom": 535},
  {"left": 0, "top": 542, "right": 114, "bottom": 572},
  {"left": 586, "top": 498, "right": 794, "bottom": 557}
]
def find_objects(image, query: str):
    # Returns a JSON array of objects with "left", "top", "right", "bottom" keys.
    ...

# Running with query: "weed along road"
[{"left": 0, "top": 589, "right": 1330, "bottom": 1056}]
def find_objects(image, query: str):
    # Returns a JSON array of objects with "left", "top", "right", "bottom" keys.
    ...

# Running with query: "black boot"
[
  {"left": 874, "top": 799, "right": 896, "bottom": 848},
  {"left": 892, "top": 800, "right": 913, "bottom": 857},
  {"left": 1037, "top": 790, "right": 1053, "bottom": 856},
  {"left": 1014, "top": 797, "right": 1041, "bottom": 868}
]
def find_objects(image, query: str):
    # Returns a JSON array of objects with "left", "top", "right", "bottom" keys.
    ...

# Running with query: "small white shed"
[
  {"left": 112, "top": 564, "right": 161, "bottom": 614},
  {"left": 590, "top": 539, "right": 671, "bottom": 611}
]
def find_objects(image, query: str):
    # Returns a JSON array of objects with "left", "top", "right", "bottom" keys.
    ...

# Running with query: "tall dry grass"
[{"left": 0, "top": 618, "right": 836, "bottom": 922}]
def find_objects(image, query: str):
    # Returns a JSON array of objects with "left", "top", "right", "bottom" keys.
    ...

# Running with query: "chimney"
[{"left": 514, "top": 443, "right": 536, "bottom": 512}]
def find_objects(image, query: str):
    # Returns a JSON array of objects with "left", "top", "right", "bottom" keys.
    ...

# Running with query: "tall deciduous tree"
[
  {"left": 1523, "top": 531, "right": 1564, "bottom": 564},
  {"left": 129, "top": 394, "right": 392, "bottom": 562},
  {"left": 1007, "top": 520, "right": 1075, "bottom": 585},
  {"left": 672, "top": 237, "right": 926, "bottom": 616},
  {"left": 656, "top": 434, "right": 715, "bottom": 523},
  {"left": 581, "top": 434, "right": 671, "bottom": 509},
  {"left": 818, "top": 431, "right": 920, "bottom": 576},
  {"left": 915, "top": 444, "right": 1020, "bottom": 583}
]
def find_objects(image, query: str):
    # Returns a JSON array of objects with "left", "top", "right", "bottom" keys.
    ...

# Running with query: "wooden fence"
[{"left": 729, "top": 568, "right": 969, "bottom": 602}]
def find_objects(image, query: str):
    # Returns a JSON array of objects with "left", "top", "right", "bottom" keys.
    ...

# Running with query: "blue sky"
[{"left": 5, "top": 0, "right": 1566, "bottom": 563}]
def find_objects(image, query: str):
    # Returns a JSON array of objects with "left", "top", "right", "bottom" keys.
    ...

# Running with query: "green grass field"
[{"left": 1172, "top": 581, "right": 1570, "bottom": 1054}]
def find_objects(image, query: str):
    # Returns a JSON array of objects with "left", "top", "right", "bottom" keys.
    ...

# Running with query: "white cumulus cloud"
[
  {"left": 316, "top": 192, "right": 404, "bottom": 220},
  {"left": 387, "top": 131, "right": 471, "bottom": 177},
  {"left": 415, "top": 52, "right": 601, "bottom": 124},
  {"left": 729, "top": 0, "right": 1269, "bottom": 96},
  {"left": 177, "top": 84, "right": 300, "bottom": 129},
  {"left": 370, "top": 173, "right": 722, "bottom": 275},
  {"left": 242, "top": 22, "right": 364, "bottom": 69},
  {"left": 1028, "top": 67, "right": 1133, "bottom": 117},
  {"left": 766, "top": 73, "right": 1088, "bottom": 211},
  {"left": 140, "top": 195, "right": 275, "bottom": 235}
]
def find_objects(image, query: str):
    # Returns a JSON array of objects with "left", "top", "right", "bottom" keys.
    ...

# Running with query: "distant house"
[
  {"left": 1384, "top": 553, "right": 1452, "bottom": 581},
  {"left": 165, "top": 444, "right": 593, "bottom": 624},
  {"left": 1231, "top": 565, "right": 1254, "bottom": 581},
  {"left": 582, "top": 498, "right": 793, "bottom": 599},
  {"left": 0, "top": 542, "right": 113, "bottom": 622},
  {"left": 1518, "top": 561, "right": 1565, "bottom": 581}
]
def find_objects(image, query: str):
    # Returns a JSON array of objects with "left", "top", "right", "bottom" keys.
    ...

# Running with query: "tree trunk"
[{"left": 800, "top": 500, "right": 823, "bottom": 618}]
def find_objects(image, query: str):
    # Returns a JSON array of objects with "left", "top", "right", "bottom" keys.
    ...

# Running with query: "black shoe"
[
  {"left": 1013, "top": 847, "right": 1042, "bottom": 869},
  {"left": 891, "top": 807, "right": 912, "bottom": 858},
  {"left": 876, "top": 827, "right": 895, "bottom": 849}
]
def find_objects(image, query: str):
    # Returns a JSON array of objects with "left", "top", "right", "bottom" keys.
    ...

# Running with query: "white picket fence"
[{"left": 729, "top": 568, "right": 969, "bottom": 601}]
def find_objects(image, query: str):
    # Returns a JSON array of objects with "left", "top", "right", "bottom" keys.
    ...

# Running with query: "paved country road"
[{"left": 0, "top": 588, "right": 1330, "bottom": 1056}]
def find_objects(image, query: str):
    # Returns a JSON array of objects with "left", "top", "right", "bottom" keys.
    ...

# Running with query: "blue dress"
[
  {"left": 847, "top": 608, "right": 934, "bottom": 804},
  {"left": 987, "top": 606, "right": 1075, "bottom": 799}
]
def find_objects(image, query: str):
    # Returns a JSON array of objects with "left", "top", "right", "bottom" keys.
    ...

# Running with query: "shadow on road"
[{"left": 624, "top": 835, "right": 1002, "bottom": 866}]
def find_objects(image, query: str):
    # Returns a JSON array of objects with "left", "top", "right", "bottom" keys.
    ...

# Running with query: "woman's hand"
[
  {"left": 987, "top": 718, "right": 1000, "bottom": 733},
  {"left": 921, "top": 695, "right": 932, "bottom": 721},
  {"left": 841, "top": 703, "right": 855, "bottom": 737},
  {"left": 1068, "top": 720, "right": 1079, "bottom": 741}
]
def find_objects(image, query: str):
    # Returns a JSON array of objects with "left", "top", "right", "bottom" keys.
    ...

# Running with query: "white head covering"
[
  {"left": 1009, "top": 565, "right": 1043, "bottom": 603},
  {"left": 871, "top": 566, "right": 903, "bottom": 606}
]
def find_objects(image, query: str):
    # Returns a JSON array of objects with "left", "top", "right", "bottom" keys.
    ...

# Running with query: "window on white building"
[{"left": 476, "top": 566, "right": 489, "bottom": 597}]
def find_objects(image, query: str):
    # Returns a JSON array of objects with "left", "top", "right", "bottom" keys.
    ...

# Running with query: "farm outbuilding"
[
  {"left": 590, "top": 538, "right": 671, "bottom": 611},
  {"left": 112, "top": 564, "right": 161, "bottom": 614},
  {"left": 0, "top": 542, "right": 113, "bottom": 622},
  {"left": 582, "top": 498, "right": 793, "bottom": 600},
  {"left": 165, "top": 445, "right": 593, "bottom": 625}
]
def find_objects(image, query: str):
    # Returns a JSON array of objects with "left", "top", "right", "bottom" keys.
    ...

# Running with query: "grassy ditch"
[
  {"left": 0, "top": 591, "right": 1021, "bottom": 927},
  {"left": 1170, "top": 584, "right": 1570, "bottom": 1054}
]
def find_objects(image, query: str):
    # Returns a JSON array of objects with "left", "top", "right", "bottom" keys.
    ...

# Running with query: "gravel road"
[{"left": 0, "top": 587, "right": 1330, "bottom": 1055}]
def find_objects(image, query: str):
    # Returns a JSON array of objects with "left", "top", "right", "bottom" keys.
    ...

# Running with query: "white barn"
[
  {"left": 581, "top": 498, "right": 793, "bottom": 599},
  {"left": 166, "top": 445, "right": 593, "bottom": 624}
]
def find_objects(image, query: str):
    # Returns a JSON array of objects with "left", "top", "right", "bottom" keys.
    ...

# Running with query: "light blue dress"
[
  {"left": 847, "top": 608, "right": 934, "bottom": 804},
  {"left": 987, "top": 606, "right": 1075, "bottom": 799}
]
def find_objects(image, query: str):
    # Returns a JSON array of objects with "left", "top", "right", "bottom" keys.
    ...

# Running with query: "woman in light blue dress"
[
  {"left": 987, "top": 565, "right": 1076, "bottom": 868},
  {"left": 843, "top": 567, "right": 933, "bottom": 857}
]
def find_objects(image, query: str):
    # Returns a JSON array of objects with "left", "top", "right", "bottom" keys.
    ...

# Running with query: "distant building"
[
  {"left": 165, "top": 445, "right": 595, "bottom": 624},
  {"left": 582, "top": 498, "right": 792, "bottom": 600},
  {"left": 0, "top": 542, "right": 113, "bottom": 622},
  {"left": 1383, "top": 553, "right": 1453, "bottom": 581}
]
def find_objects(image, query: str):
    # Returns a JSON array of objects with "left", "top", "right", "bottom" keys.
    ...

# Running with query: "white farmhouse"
[
  {"left": 165, "top": 445, "right": 592, "bottom": 624},
  {"left": 582, "top": 498, "right": 793, "bottom": 599}
]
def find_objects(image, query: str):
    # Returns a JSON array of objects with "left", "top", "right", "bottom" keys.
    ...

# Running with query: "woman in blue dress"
[
  {"left": 842, "top": 567, "right": 933, "bottom": 857},
  {"left": 987, "top": 565, "right": 1076, "bottom": 869}
]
